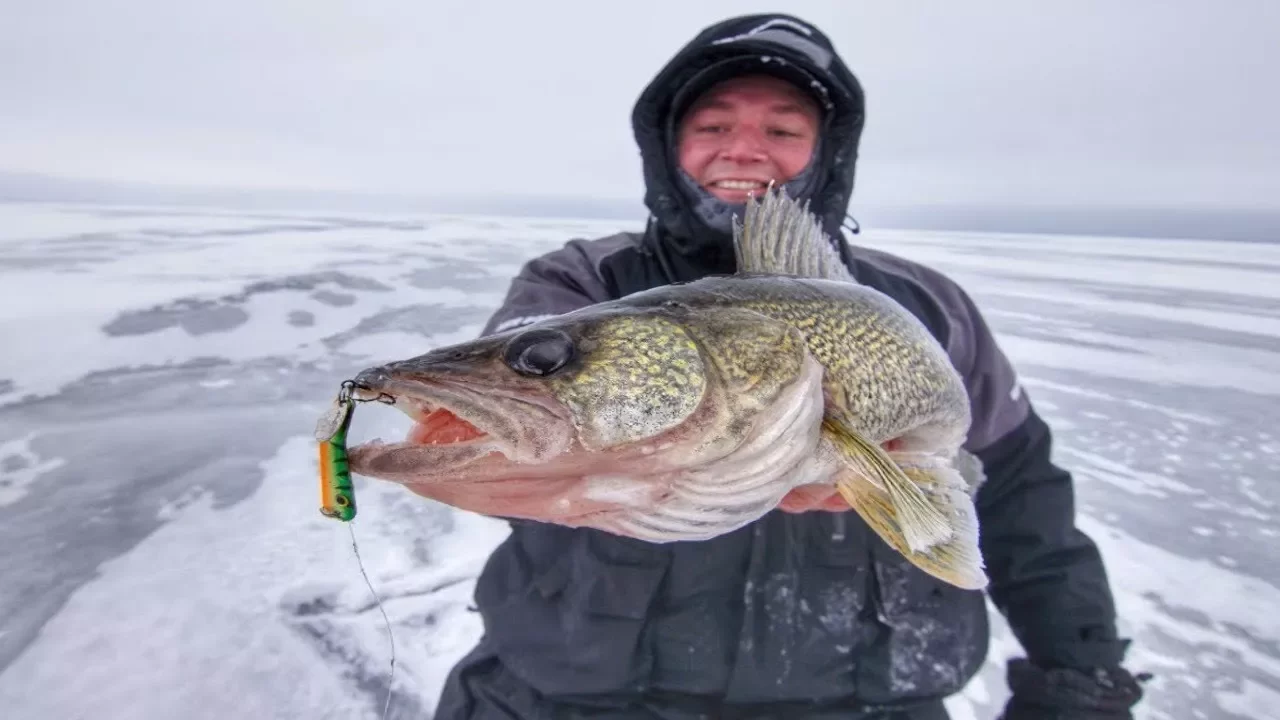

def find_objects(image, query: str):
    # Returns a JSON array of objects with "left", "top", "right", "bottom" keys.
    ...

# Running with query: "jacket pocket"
[
  {"left": 478, "top": 527, "right": 670, "bottom": 697},
  {"left": 725, "top": 513, "right": 873, "bottom": 704},
  {"left": 856, "top": 542, "right": 989, "bottom": 704}
]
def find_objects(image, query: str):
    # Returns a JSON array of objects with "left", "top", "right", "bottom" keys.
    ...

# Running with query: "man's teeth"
[{"left": 713, "top": 180, "right": 768, "bottom": 190}]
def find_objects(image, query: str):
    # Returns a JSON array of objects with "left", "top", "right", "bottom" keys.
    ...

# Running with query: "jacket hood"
[{"left": 631, "top": 13, "right": 867, "bottom": 259}]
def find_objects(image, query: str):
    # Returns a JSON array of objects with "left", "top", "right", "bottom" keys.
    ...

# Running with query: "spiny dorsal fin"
[{"left": 732, "top": 183, "right": 855, "bottom": 282}]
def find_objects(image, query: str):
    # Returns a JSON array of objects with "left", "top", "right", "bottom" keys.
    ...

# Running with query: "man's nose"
[{"left": 717, "top": 127, "right": 768, "bottom": 162}]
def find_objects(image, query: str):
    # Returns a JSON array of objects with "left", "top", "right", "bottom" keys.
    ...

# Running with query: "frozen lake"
[{"left": 0, "top": 201, "right": 1276, "bottom": 720}]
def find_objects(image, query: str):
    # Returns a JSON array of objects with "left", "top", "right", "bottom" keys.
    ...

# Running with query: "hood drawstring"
[{"left": 842, "top": 213, "right": 861, "bottom": 236}]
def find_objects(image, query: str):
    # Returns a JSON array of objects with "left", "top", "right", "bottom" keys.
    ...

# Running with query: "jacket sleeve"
[
  {"left": 949, "top": 284, "right": 1131, "bottom": 672},
  {"left": 479, "top": 239, "right": 610, "bottom": 337}
]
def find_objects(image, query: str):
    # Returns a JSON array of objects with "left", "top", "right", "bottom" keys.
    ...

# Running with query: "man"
[{"left": 435, "top": 13, "right": 1147, "bottom": 720}]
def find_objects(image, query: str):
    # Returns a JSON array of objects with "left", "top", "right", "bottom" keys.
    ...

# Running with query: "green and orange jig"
[{"left": 315, "top": 379, "right": 360, "bottom": 521}]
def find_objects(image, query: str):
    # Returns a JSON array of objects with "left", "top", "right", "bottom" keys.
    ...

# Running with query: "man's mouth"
[{"left": 710, "top": 179, "right": 771, "bottom": 191}]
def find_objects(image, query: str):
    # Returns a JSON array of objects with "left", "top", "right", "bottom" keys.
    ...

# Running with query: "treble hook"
[{"left": 341, "top": 379, "right": 395, "bottom": 405}]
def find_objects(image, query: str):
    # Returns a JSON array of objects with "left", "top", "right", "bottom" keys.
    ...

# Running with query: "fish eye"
[{"left": 503, "top": 328, "right": 576, "bottom": 377}]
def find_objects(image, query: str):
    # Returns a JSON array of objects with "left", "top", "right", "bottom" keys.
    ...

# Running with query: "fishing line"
[
  {"left": 317, "top": 379, "right": 400, "bottom": 720},
  {"left": 348, "top": 520, "right": 397, "bottom": 720}
]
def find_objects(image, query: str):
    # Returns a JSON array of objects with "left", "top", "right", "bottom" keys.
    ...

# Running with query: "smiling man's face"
[{"left": 676, "top": 74, "right": 821, "bottom": 204}]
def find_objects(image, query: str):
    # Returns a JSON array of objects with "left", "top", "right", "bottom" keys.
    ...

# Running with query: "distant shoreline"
[{"left": 2, "top": 170, "right": 1276, "bottom": 244}]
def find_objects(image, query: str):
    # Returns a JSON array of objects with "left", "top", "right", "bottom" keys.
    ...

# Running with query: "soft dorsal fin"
[{"left": 732, "top": 184, "right": 855, "bottom": 283}]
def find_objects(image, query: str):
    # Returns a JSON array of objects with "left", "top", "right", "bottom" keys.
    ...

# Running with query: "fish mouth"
[{"left": 345, "top": 373, "right": 575, "bottom": 483}]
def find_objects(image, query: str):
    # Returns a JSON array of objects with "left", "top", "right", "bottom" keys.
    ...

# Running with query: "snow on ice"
[{"left": 0, "top": 201, "right": 1276, "bottom": 720}]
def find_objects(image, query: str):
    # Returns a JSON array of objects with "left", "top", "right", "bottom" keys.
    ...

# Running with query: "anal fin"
[
  {"left": 823, "top": 419, "right": 954, "bottom": 553},
  {"left": 837, "top": 463, "right": 988, "bottom": 590},
  {"left": 900, "top": 460, "right": 987, "bottom": 590},
  {"left": 822, "top": 419, "right": 988, "bottom": 590}
]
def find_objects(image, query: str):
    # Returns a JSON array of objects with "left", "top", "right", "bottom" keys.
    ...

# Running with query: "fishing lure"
[
  {"left": 314, "top": 379, "right": 398, "bottom": 720},
  {"left": 315, "top": 380, "right": 359, "bottom": 521}
]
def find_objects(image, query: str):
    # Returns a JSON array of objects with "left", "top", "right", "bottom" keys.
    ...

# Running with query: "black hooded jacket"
[{"left": 434, "top": 14, "right": 1129, "bottom": 719}]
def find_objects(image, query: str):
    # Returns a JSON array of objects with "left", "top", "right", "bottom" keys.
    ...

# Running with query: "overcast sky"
[{"left": 2, "top": 1, "right": 1277, "bottom": 213}]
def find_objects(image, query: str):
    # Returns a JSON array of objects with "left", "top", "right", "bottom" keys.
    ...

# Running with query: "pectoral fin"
[
  {"left": 822, "top": 419, "right": 988, "bottom": 590},
  {"left": 822, "top": 418, "right": 953, "bottom": 553}
]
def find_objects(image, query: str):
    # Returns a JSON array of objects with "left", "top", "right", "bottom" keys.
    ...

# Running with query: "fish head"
[{"left": 345, "top": 305, "right": 722, "bottom": 480}]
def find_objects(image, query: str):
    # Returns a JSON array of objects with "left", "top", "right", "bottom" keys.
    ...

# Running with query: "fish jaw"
[
  {"left": 346, "top": 400, "right": 705, "bottom": 526},
  {"left": 345, "top": 362, "right": 578, "bottom": 482}
]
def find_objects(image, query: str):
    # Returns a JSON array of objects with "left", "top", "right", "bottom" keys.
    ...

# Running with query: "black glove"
[{"left": 997, "top": 657, "right": 1151, "bottom": 720}]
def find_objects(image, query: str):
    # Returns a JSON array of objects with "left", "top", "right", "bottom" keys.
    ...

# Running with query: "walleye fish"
[{"left": 344, "top": 187, "right": 988, "bottom": 589}]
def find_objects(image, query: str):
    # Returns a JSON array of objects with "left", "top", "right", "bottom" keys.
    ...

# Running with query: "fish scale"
[{"left": 603, "top": 276, "right": 969, "bottom": 446}]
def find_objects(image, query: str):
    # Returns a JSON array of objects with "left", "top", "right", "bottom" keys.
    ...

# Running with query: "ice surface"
[
  {"left": 0, "top": 435, "right": 511, "bottom": 719},
  {"left": 0, "top": 202, "right": 623, "bottom": 404},
  {"left": 0, "top": 433, "right": 65, "bottom": 507},
  {"left": 0, "top": 202, "right": 1277, "bottom": 720}
]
